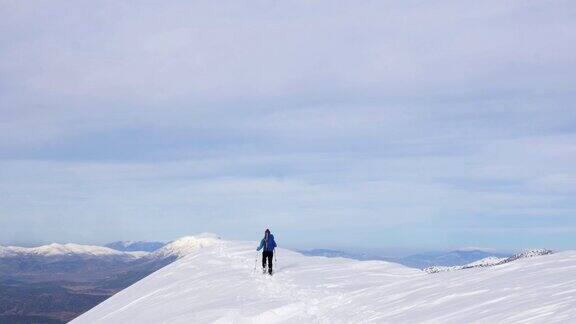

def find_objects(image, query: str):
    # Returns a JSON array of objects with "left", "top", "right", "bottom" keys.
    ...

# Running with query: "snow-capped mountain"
[
  {"left": 424, "top": 249, "right": 554, "bottom": 273},
  {"left": 0, "top": 242, "right": 149, "bottom": 284},
  {"left": 105, "top": 241, "right": 165, "bottom": 252},
  {"left": 0, "top": 243, "right": 142, "bottom": 259},
  {"left": 72, "top": 239, "right": 576, "bottom": 323},
  {"left": 0, "top": 240, "right": 173, "bottom": 323},
  {"left": 148, "top": 233, "right": 221, "bottom": 259}
]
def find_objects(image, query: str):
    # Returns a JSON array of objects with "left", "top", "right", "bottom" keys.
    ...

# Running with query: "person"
[{"left": 256, "top": 229, "right": 277, "bottom": 275}]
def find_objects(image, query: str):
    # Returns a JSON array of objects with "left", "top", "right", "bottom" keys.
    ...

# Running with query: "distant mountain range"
[
  {"left": 0, "top": 235, "right": 217, "bottom": 323},
  {"left": 398, "top": 249, "right": 512, "bottom": 268},
  {"left": 298, "top": 248, "right": 512, "bottom": 269},
  {"left": 0, "top": 243, "right": 142, "bottom": 258}
]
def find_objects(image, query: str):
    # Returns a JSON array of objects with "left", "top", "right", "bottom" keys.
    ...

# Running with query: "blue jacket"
[{"left": 257, "top": 234, "right": 277, "bottom": 252}]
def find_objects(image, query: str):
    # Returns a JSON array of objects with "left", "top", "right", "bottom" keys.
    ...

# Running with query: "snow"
[
  {"left": 148, "top": 233, "right": 221, "bottom": 259},
  {"left": 509, "top": 249, "right": 554, "bottom": 260},
  {"left": 424, "top": 256, "right": 508, "bottom": 273},
  {"left": 115, "top": 241, "right": 136, "bottom": 247},
  {"left": 424, "top": 249, "right": 555, "bottom": 273},
  {"left": 465, "top": 256, "right": 507, "bottom": 267},
  {"left": 73, "top": 239, "right": 576, "bottom": 323},
  {"left": 0, "top": 243, "right": 142, "bottom": 258},
  {"left": 422, "top": 265, "right": 459, "bottom": 273}
]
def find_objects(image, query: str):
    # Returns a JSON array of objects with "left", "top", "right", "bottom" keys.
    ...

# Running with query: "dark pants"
[{"left": 262, "top": 251, "right": 273, "bottom": 274}]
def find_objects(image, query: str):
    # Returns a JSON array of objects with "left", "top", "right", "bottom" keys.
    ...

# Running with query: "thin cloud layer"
[{"left": 0, "top": 0, "right": 575, "bottom": 248}]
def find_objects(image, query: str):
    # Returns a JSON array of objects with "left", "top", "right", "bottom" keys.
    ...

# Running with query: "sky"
[{"left": 1, "top": 0, "right": 575, "bottom": 250}]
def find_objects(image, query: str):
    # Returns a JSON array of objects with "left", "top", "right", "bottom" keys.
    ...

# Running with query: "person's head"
[{"left": 265, "top": 228, "right": 270, "bottom": 235}]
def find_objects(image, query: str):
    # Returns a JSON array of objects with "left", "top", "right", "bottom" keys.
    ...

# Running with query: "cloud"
[{"left": 0, "top": 0, "right": 575, "bottom": 248}]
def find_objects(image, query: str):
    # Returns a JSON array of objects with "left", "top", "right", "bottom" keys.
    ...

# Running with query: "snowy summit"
[
  {"left": 73, "top": 237, "right": 576, "bottom": 323},
  {"left": 148, "top": 233, "right": 221, "bottom": 259}
]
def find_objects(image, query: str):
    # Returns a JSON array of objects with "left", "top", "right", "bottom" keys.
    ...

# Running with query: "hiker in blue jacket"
[{"left": 257, "top": 229, "right": 277, "bottom": 275}]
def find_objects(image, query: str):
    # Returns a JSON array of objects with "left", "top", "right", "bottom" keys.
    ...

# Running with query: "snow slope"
[{"left": 73, "top": 239, "right": 576, "bottom": 323}]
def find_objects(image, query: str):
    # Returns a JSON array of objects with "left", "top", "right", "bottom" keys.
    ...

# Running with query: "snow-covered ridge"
[
  {"left": 508, "top": 248, "right": 553, "bottom": 261},
  {"left": 148, "top": 233, "right": 221, "bottom": 259},
  {"left": 424, "top": 249, "right": 553, "bottom": 273},
  {"left": 0, "top": 233, "right": 220, "bottom": 259},
  {"left": 0, "top": 243, "right": 144, "bottom": 258},
  {"left": 72, "top": 240, "right": 576, "bottom": 323}
]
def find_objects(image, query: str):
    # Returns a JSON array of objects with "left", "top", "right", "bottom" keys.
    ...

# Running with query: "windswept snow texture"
[{"left": 73, "top": 241, "right": 576, "bottom": 323}]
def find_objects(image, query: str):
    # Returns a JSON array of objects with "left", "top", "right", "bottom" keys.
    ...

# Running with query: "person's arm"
[{"left": 256, "top": 239, "right": 264, "bottom": 251}]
